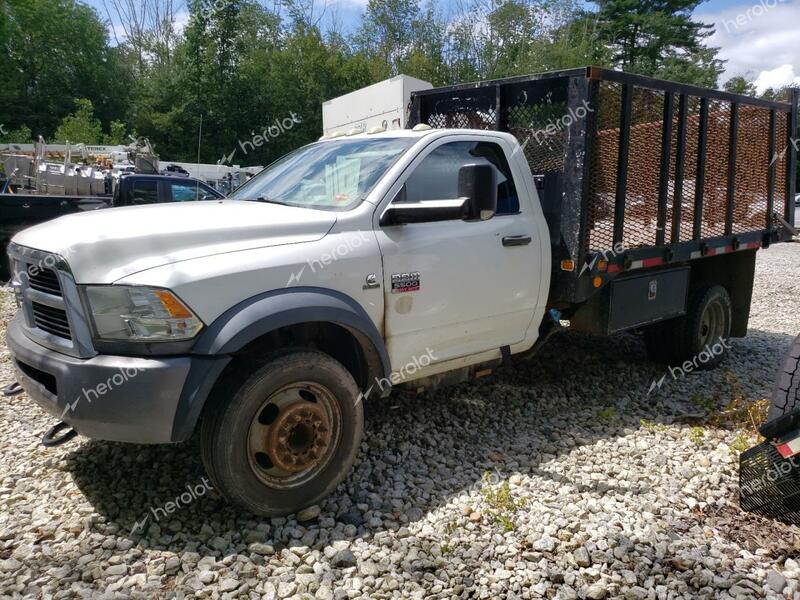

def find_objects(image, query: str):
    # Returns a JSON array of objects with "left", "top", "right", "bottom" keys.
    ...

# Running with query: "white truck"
[{"left": 6, "top": 68, "right": 798, "bottom": 516}]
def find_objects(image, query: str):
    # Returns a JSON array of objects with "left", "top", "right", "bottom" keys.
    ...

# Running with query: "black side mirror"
[
  {"left": 459, "top": 163, "right": 497, "bottom": 221},
  {"left": 379, "top": 163, "right": 498, "bottom": 226}
]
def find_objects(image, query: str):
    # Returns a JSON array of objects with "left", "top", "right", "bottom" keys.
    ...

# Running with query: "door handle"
[{"left": 502, "top": 235, "right": 532, "bottom": 247}]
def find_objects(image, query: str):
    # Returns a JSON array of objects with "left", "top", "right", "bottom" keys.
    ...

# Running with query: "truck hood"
[{"left": 12, "top": 200, "right": 337, "bottom": 283}]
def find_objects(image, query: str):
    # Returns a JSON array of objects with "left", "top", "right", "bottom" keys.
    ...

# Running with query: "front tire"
[{"left": 201, "top": 351, "right": 363, "bottom": 517}]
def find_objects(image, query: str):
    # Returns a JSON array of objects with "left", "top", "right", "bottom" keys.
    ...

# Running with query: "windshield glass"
[{"left": 230, "top": 137, "right": 416, "bottom": 210}]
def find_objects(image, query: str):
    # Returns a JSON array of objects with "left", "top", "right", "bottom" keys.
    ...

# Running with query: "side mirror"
[
  {"left": 459, "top": 163, "right": 497, "bottom": 221},
  {"left": 379, "top": 186, "right": 468, "bottom": 226},
  {"left": 379, "top": 163, "right": 498, "bottom": 226}
]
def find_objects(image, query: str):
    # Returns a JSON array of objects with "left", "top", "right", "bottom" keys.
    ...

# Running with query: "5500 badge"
[{"left": 391, "top": 272, "right": 420, "bottom": 294}]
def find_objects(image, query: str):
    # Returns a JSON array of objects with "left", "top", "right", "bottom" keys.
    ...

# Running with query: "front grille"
[
  {"left": 31, "top": 302, "right": 72, "bottom": 340},
  {"left": 27, "top": 267, "right": 62, "bottom": 296}
]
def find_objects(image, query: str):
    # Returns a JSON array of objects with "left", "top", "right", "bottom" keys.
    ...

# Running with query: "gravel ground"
[{"left": 1, "top": 243, "right": 800, "bottom": 600}]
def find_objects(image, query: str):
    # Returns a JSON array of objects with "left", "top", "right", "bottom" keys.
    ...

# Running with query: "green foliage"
[
  {"left": 688, "top": 426, "right": 705, "bottom": 446},
  {"left": 0, "top": 0, "right": 731, "bottom": 164},
  {"left": 724, "top": 75, "right": 757, "bottom": 97},
  {"left": 0, "top": 125, "right": 33, "bottom": 143},
  {"left": 53, "top": 99, "right": 103, "bottom": 144},
  {"left": 597, "top": 406, "right": 616, "bottom": 425},
  {"left": 594, "top": 0, "right": 721, "bottom": 86}
]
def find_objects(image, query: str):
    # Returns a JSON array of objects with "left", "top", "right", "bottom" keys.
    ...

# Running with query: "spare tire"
[{"left": 764, "top": 336, "right": 800, "bottom": 433}]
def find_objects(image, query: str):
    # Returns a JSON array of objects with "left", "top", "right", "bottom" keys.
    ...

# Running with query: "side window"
[
  {"left": 130, "top": 180, "right": 159, "bottom": 205},
  {"left": 403, "top": 141, "right": 520, "bottom": 215},
  {"left": 170, "top": 182, "right": 217, "bottom": 202}
]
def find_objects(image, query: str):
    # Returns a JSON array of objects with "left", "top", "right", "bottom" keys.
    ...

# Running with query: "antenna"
[{"left": 196, "top": 114, "right": 203, "bottom": 201}]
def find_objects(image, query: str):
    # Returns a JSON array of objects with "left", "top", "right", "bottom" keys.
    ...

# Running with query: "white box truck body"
[{"left": 322, "top": 75, "right": 432, "bottom": 136}]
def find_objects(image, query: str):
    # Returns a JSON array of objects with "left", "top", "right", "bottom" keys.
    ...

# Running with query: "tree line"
[{"left": 0, "top": 0, "right": 789, "bottom": 167}]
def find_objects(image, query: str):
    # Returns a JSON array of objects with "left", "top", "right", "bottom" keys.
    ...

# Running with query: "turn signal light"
[
  {"left": 592, "top": 276, "right": 603, "bottom": 288},
  {"left": 561, "top": 260, "right": 575, "bottom": 272}
]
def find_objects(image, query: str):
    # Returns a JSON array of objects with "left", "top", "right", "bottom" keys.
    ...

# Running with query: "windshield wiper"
[{"left": 248, "top": 196, "right": 288, "bottom": 206}]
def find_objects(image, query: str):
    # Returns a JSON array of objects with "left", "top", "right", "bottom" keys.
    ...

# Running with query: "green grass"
[{"left": 688, "top": 426, "right": 705, "bottom": 447}]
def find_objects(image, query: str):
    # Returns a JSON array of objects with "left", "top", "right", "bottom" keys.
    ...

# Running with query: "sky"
[{"left": 87, "top": 0, "right": 800, "bottom": 93}]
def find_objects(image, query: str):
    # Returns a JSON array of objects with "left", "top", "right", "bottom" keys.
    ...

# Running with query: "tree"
[
  {"left": 0, "top": 0, "right": 130, "bottom": 138},
  {"left": 53, "top": 99, "right": 104, "bottom": 144},
  {"left": 594, "top": 0, "right": 722, "bottom": 86},
  {"left": 723, "top": 75, "right": 757, "bottom": 97},
  {"left": 0, "top": 125, "right": 33, "bottom": 144}
]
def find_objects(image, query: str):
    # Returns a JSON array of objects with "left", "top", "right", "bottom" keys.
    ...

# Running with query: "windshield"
[{"left": 230, "top": 137, "right": 416, "bottom": 210}]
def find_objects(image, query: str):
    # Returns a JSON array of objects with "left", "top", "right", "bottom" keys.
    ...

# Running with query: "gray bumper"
[{"left": 6, "top": 313, "right": 195, "bottom": 444}]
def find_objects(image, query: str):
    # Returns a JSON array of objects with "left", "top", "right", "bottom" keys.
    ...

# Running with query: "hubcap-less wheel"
[
  {"left": 699, "top": 298, "right": 726, "bottom": 347},
  {"left": 247, "top": 383, "right": 341, "bottom": 490}
]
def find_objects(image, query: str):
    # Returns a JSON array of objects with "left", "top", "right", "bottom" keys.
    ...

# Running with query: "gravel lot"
[{"left": 2, "top": 243, "right": 800, "bottom": 600}]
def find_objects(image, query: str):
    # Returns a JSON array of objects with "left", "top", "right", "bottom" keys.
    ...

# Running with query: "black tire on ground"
[
  {"left": 644, "top": 284, "right": 732, "bottom": 370},
  {"left": 200, "top": 350, "right": 363, "bottom": 517},
  {"left": 767, "top": 336, "right": 800, "bottom": 423}
]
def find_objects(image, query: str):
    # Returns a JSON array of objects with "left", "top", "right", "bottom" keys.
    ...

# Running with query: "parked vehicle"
[
  {"left": 0, "top": 174, "right": 224, "bottom": 280},
  {"left": 5, "top": 68, "right": 798, "bottom": 516}
]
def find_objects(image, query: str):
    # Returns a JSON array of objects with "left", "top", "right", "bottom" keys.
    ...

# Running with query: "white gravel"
[{"left": 1, "top": 243, "right": 800, "bottom": 600}]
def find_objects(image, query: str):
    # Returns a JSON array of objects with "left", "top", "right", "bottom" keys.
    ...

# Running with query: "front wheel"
[{"left": 201, "top": 351, "right": 363, "bottom": 517}]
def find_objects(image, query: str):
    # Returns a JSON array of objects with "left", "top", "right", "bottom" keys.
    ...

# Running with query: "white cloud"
[{"left": 696, "top": 0, "right": 800, "bottom": 91}]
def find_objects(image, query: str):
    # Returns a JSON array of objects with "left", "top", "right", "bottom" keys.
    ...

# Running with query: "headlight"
[{"left": 84, "top": 286, "right": 203, "bottom": 342}]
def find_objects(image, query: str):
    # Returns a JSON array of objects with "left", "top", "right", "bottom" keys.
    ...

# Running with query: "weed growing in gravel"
[
  {"left": 480, "top": 472, "right": 524, "bottom": 532},
  {"left": 597, "top": 406, "right": 616, "bottom": 425},
  {"left": 709, "top": 370, "right": 769, "bottom": 438},
  {"left": 689, "top": 426, "right": 705, "bottom": 446},
  {"left": 640, "top": 418, "right": 668, "bottom": 432},
  {"left": 730, "top": 432, "right": 755, "bottom": 456},
  {"left": 691, "top": 392, "right": 716, "bottom": 414}
]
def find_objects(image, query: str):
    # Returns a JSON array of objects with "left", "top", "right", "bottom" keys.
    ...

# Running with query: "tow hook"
[
  {"left": 1, "top": 381, "right": 23, "bottom": 397},
  {"left": 42, "top": 421, "right": 78, "bottom": 447}
]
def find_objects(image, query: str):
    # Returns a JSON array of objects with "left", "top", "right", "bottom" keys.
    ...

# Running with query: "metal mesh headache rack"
[
  {"left": 408, "top": 67, "right": 798, "bottom": 306},
  {"left": 740, "top": 441, "right": 800, "bottom": 525}
]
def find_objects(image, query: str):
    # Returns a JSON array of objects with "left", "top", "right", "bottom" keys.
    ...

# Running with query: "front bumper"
[{"left": 6, "top": 313, "right": 194, "bottom": 444}]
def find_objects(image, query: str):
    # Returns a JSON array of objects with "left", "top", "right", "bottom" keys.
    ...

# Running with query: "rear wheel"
[
  {"left": 201, "top": 350, "right": 363, "bottom": 517},
  {"left": 644, "top": 284, "right": 732, "bottom": 370}
]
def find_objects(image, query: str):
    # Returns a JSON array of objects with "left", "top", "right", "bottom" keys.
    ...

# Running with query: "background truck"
[
  {"left": 5, "top": 67, "right": 797, "bottom": 517},
  {"left": 0, "top": 174, "right": 223, "bottom": 281}
]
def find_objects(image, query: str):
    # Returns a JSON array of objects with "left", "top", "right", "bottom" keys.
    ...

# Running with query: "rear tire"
[
  {"left": 200, "top": 350, "right": 363, "bottom": 517},
  {"left": 644, "top": 284, "right": 732, "bottom": 370},
  {"left": 767, "top": 336, "right": 800, "bottom": 423}
]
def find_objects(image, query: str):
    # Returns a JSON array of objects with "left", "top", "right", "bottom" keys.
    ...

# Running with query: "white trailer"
[{"left": 322, "top": 75, "right": 432, "bottom": 136}]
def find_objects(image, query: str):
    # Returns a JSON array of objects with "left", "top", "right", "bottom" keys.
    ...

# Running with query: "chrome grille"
[
  {"left": 31, "top": 302, "right": 72, "bottom": 340},
  {"left": 27, "top": 267, "right": 63, "bottom": 296},
  {"left": 8, "top": 243, "right": 95, "bottom": 358}
]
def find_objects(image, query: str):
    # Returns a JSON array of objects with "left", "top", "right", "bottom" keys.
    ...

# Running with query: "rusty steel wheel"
[
  {"left": 247, "top": 382, "right": 343, "bottom": 490},
  {"left": 201, "top": 350, "right": 363, "bottom": 516}
]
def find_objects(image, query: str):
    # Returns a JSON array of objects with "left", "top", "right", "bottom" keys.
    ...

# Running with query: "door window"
[
  {"left": 170, "top": 181, "right": 218, "bottom": 202},
  {"left": 130, "top": 181, "right": 158, "bottom": 205},
  {"left": 403, "top": 141, "right": 520, "bottom": 214}
]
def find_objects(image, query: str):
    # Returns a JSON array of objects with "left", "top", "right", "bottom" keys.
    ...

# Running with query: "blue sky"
[{"left": 86, "top": 0, "right": 800, "bottom": 91}]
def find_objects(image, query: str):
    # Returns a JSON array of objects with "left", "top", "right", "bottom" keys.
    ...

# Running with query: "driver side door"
[{"left": 374, "top": 136, "right": 542, "bottom": 369}]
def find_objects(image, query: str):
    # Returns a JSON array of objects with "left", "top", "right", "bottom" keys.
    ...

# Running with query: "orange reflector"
[
  {"left": 561, "top": 260, "right": 575, "bottom": 272},
  {"left": 155, "top": 290, "right": 193, "bottom": 319},
  {"left": 597, "top": 260, "right": 608, "bottom": 272},
  {"left": 592, "top": 276, "right": 603, "bottom": 288}
]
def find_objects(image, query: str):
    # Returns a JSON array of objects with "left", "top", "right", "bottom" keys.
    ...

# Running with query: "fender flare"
[
  {"left": 171, "top": 288, "right": 390, "bottom": 441},
  {"left": 193, "top": 287, "right": 389, "bottom": 369}
]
